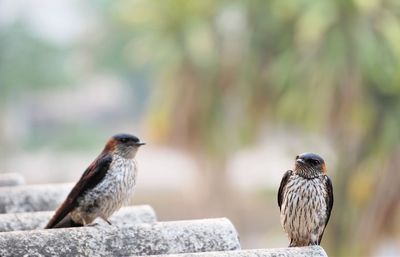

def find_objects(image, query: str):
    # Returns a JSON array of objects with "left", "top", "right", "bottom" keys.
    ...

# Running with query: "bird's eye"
[
  {"left": 311, "top": 159, "right": 320, "bottom": 165},
  {"left": 120, "top": 138, "right": 128, "bottom": 143}
]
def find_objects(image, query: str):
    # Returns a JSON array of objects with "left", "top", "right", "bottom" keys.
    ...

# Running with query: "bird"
[
  {"left": 278, "top": 152, "right": 333, "bottom": 247},
  {"left": 45, "top": 133, "right": 145, "bottom": 229}
]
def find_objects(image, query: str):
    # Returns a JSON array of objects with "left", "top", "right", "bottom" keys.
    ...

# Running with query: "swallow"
[
  {"left": 278, "top": 153, "right": 333, "bottom": 246},
  {"left": 45, "top": 133, "right": 145, "bottom": 229}
]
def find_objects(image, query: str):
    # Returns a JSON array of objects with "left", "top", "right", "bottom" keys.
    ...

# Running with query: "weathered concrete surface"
[
  {"left": 0, "top": 205, "right": 157, "bottom": 232},
  {"left": 0, "top": 173, "right": 25, "bottom": 187},
  {"left": 0, "top": 183, "right": 73, "bottom": 213},
  {"left": 0, "top": 218, "right": 240, "bottom": 257},
  {"left": 142, "top": 246, "right": 328, "bottom": 257}
]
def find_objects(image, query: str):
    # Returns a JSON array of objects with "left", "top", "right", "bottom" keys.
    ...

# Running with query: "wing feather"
[
  {"left": 45, "top": 154, "right": 112, "bottom": 229},
  {"left": 319, "top": 175, "right": 334, "bottom": 243},
  {"left": 278, "top": 170, "right": 293, "bottom": 210}
]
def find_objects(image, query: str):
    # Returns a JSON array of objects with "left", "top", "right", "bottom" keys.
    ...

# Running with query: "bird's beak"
[
  {"left": 296, "top": 158, "right": 305, "bottom": 165},
  {"left": 135, "top": 141, "right": 146, "bottom": 146}
]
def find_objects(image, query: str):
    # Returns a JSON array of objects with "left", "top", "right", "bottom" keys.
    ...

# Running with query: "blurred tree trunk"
[
  {"left": 357, "top": 149, "right": 400, "bottom": 254},
  {"left": 196, "top": 156, "right": 233, "bottom": 214}
]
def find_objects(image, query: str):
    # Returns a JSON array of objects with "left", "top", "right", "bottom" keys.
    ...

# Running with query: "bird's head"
[
  {"left": 104, "top": 133, "right": 145, "bottom": 159},
  {"left": 294, "top": 152, "right": 326, "bottom": 178}
]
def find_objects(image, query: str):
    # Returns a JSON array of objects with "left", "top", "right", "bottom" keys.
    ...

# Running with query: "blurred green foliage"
[
  {"left": 0, "top": 22, "right": 71, "bottom": 96},
  {"left": 90, "top": 1, "right": 400, "bottom": 256}
]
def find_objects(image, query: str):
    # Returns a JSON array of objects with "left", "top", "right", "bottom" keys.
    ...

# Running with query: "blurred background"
[{"left": 1, "top": 0, "right": 400, "bottom": 256}]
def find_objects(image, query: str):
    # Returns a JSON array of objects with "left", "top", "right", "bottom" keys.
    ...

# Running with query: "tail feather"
[{"left": 45, "top": 215, "right": 83, "bottom": 229}]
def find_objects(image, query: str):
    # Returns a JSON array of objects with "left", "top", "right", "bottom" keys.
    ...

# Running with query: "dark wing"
[
  {"left": 319, "top": 175, "right": 334, "bottom": 244},
  {"left": 278, "top": 170, "right": 293, "bottom": 211},
  {"left": 45, "top": 154, "right": 112, "bottom": 229}
]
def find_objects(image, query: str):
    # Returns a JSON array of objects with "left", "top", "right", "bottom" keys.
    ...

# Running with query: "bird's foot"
[{"left": 101, "top": 217, "right": 112, "bottom": 225}]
